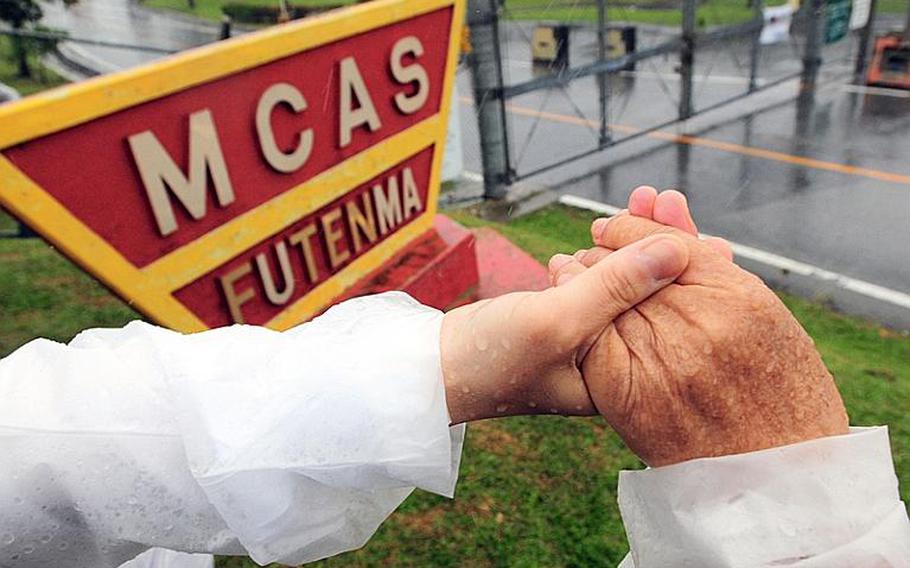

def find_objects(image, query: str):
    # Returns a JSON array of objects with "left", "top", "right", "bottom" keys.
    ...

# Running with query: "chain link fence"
[{"left": 462, "top": 0, "right": 885, "bottom": 194}]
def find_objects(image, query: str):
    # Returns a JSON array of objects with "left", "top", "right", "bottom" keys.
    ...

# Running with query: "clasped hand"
[{"left": 441, "top": 187, "right": 847, "bottom": 466}]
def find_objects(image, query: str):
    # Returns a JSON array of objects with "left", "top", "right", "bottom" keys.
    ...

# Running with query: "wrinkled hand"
[
  {"left": 440, "top": 230, "right": 690, "bottom": 425},
  {"left": 550, "top": 187, "right": 848, "bottom": 466}
]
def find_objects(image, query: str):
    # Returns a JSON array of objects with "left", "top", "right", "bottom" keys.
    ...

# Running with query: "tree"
[{"left": 0, "top": 0, "right": 43, "bottom": 78}]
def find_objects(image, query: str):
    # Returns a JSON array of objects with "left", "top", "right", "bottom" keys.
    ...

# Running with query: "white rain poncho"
[{"left": 0, "top": 293, "right": 462, "bottom": 567}]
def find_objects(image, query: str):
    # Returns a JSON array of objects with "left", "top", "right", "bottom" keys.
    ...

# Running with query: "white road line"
[
  {"left": 841, "top": 84, "right": 910, "bottom": 99},
  {"left": 619, "top": 69, "right": 762, "bottom": 86},
  {"left": 463, "top": 171, "right": 485, "bottom": 183},
  {"left": 558, "top": 194, "right": 623, "bottom": 216},
  {"left": 558, "top": 194, "right": 910, "bottom": 310}
]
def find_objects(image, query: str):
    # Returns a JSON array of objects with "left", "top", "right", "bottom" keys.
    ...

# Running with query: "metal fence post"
[
  {"left": 220, "top": 15, "right": 233, "bottom": 40},
  {"left": 801, "top": 0, "right": 825, "bottom": 92},
  {"left": 596, "top": 0, "right": 610, "bottom": 146},
  {"left": 853, "top": 0, "right": 878, "bottom": 83},
  {"left": 679, "top": 0, "right": 697, "bottom": 120},
  {"left": 467, "top": 0, "right": 511, "bottom": 200},
  {"left": 748, "top": 0, "right": 764, "bottom": 92}
]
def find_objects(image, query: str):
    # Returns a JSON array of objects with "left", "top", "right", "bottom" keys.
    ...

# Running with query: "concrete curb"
[{"left": 53, "top": 42, "right": 113, "bottom": 77}]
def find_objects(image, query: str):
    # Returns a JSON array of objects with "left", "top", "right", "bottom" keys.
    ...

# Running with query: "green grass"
[
  {"left": 878, "top": 0, "right": 908, "bottom": 15},
  {"left": 0, "top": 211, "right": 17, "bottom": 234},
  {"left": 140, "top": 0, "right": 356, "bottom": 21},
  {"left": 0, "top": 235, "right": 140, "bottom": 357},
  {"left": 0, "top": 36, "right": 66, "bottom": 97},
  {"left": 504, "top": 0, "right": 773, "bottom": 26},
  {"left": 507, "top": 0, "right": 907, "bottom": 24},
  {"left": 2, "top": 204, "right": 908, "bottom": 566}
]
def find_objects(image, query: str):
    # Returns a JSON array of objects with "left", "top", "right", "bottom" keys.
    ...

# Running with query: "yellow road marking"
[{"left": 460, "top": 96, "right": 910, "bottom": 186}]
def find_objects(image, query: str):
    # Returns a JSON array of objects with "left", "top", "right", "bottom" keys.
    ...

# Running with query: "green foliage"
[
  {"left": 0, "top": 0, "right": 42, "bottom": 28},
  {"left": 22, "top": 25, "right": 67, "bottom": 56},
  {"left": 0, "top": 0, "right": 71, "bottom": 78},
  {"left": 0, "top": 35, "right": 66, "bottom": 94}
]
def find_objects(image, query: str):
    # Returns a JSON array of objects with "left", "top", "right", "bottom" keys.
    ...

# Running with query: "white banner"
[
  {"left": 760, "top": 4, "right": 794, "bottom": 45},
  {"left": 850, "top": 0, "right": 871, "bottom": 30}
]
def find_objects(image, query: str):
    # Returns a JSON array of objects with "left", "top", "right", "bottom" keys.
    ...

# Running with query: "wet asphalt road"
[
  {"left": 35, "top": 1, "right": 910, "bottom": 300},
  {"left": 40, "top": 0, "right": 216, "bottom": 70}
]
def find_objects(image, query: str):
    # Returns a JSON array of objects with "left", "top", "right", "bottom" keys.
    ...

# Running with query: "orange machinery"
[{"left": 867, "top": 32, "right": 910, "bottom": 89}]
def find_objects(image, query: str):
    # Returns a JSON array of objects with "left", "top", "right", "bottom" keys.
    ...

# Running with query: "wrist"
[
  {"left": 440, "top": 303, "right": 498, "bottom": 425},
  {"left": 440, "top": 298, "right": 597, "bottom": 424}
]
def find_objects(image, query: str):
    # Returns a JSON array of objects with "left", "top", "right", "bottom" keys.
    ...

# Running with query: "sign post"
[{"left": 0, "top": 0, "right": 470, "bottom": 331}]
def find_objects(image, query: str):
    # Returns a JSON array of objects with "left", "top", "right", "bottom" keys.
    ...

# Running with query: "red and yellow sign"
[{"left": 0, "top": 0, "right": 465, "bottom": 331}]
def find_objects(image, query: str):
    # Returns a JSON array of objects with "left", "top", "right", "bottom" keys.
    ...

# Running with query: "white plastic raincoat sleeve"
[
  {"left": 617, "top": 426, "right": 910, "bottom": 567},
  {"left": 0, "top": 292, "right": 464, "bottom": 568}
]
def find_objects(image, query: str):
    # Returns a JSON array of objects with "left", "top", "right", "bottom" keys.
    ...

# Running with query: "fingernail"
[
  {"left": 637, "top": 236, "right": 688, "bottom": 281},
  {"left": 591, "top": 217, "right": 610, "bottom": 239},
  {"left": 548, "top": 253, "right": 574, "bottom": 272}
]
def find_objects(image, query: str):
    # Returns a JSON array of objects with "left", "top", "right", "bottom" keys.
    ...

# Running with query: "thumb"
[{"left": 552, "top": 234, "right": 688, "bottom": 337}]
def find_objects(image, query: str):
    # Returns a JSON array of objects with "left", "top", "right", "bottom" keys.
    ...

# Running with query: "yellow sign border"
[{"left": 0, "top": 0, "right": 465, "bottom": 332}]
